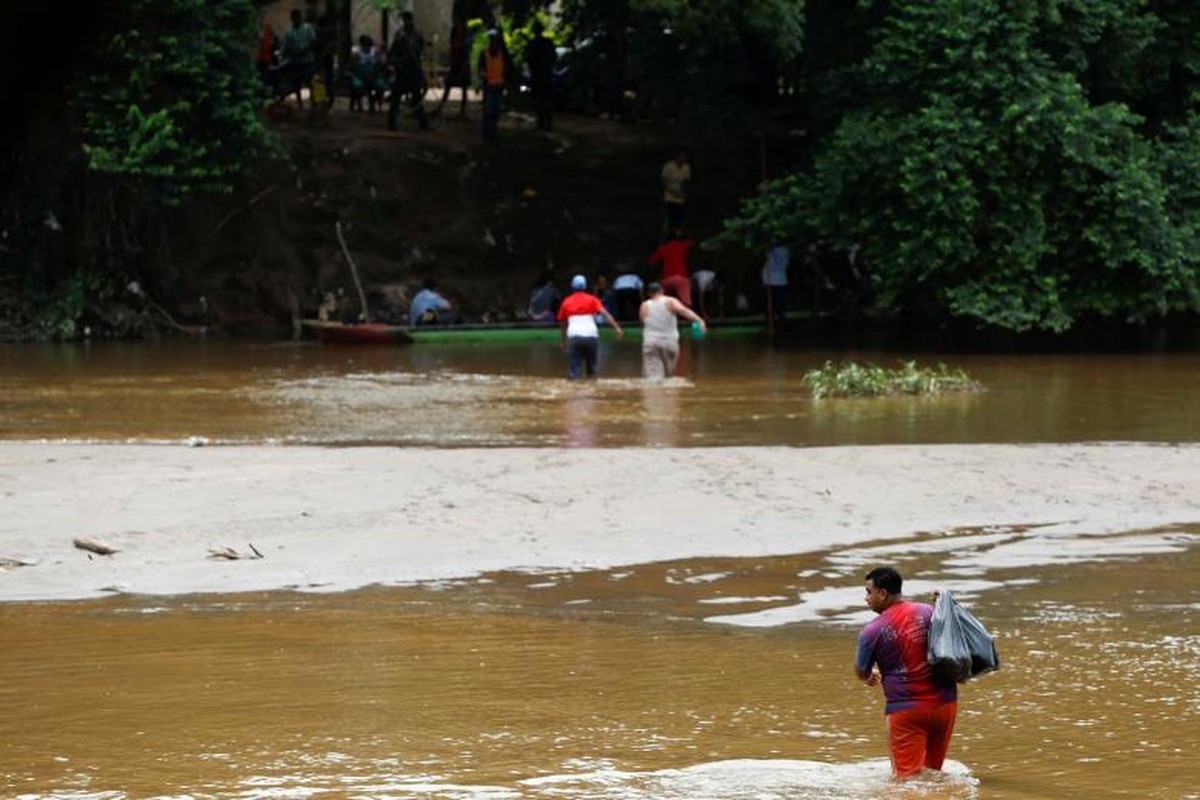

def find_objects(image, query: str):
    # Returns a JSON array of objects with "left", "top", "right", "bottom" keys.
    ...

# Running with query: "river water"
[
  {"left": 1, "top": 337, "right": 1198, "bottom": 799},
  {"left": 1, "top": 338, "right": 1197, "bottom": 445}
]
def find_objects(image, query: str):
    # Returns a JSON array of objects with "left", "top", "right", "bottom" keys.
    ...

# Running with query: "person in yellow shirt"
[{"left": 661, "top": 147, "right": 690, "bottom": 230}]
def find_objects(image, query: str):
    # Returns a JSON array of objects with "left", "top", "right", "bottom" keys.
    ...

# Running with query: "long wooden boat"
[
  {"left": 301, "top": 319, "right": 413, "bottom": 344},
  {"left": 403, "top": 319, "right": 768, "bottom": 344},
  {"left": 303, "top": 315, "right": 777, "bottom": 345}
]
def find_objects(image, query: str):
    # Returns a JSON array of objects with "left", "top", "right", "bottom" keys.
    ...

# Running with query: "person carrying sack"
[
  {"left": 854, "top": 566, "right": 960, "bottom": 779},
  {"left": 927, "top": 589, "right": 1001, "bottom": 683}
]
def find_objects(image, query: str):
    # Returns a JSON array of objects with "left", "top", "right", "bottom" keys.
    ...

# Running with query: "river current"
[{"left": 1, "top": 337, "right": 1197, "bottom": 799}]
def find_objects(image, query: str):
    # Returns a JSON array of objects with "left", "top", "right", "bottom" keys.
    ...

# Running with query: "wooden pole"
[{"left": 335, "top": 221, "right": 371, "bottom": 323}]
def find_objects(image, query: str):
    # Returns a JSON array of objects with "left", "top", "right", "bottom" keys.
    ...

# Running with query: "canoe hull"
[{"left": 302, "top": 320, "right": 413, "bottom": 344}]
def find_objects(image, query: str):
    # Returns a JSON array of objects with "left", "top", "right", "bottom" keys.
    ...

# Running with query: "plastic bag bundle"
[{"left": 927, "top": 590, "right": 1000, "bottom": 683}]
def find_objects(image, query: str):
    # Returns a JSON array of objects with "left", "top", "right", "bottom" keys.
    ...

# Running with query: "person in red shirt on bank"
[
  {"left": 557, "top": 274, "right": 623, "bottom": 380},
  {"left": 646, "top": 228, "right": 694, "bottom": 308}
]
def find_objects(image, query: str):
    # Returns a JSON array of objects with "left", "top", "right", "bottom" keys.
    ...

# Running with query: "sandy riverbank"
[{"left": 1, "top": 442, "right": 1197, "bottom": 602}]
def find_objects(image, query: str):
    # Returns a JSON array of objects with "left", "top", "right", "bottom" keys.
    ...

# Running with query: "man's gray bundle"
[{"left": 927, "top": 590, "right": 1001, "bottom": 683}]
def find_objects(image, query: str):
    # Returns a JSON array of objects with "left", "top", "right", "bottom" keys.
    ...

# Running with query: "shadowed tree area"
[{"left": 1, "top": 0, "right": 1197, "bottom": 339}]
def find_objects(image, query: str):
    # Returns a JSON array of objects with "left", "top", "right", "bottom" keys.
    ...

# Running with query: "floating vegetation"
[{"left": 803, "top": 360, "right": 982, "bottom": 398}]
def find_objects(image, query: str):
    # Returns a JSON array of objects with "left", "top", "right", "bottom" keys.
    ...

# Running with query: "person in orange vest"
[{"left": 477, "top": 28, "right": 507, "bottom": 143}]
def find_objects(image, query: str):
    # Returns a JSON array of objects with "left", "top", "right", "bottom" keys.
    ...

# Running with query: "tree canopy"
[
  {"left": 1, "top": 0, "right": 278, "bottom": 338},
  {"left": 2, "top": 0, "right": 1197, "bottom": 338},
  {"left": 72, "top": 0, "right": 278, "bottom": 203},
  {"left": 719, "top": 0, "right": 1199, "bottom": 331}
]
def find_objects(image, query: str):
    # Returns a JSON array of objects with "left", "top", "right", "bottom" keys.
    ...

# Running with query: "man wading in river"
[{"left": 854, "top": 566, "right": 958, "bottom": 779}]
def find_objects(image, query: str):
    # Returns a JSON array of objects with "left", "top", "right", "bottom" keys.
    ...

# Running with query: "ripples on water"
[
  {"left": 2, "top": 339, "right": 1198, "bottom": 445},
  {"left": 3, "top": 340, "right": 1198, "bottom": 798},
  {"left": 268, "top": 372, "right": 676, "bottom": 447},
  {"left": 3, "top": 527, "right": 1196, "bottom": 799}
]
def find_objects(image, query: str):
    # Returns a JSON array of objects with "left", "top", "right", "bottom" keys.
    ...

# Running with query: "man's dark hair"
[{"left": 865, "top": 566, "right": 902, "bottom": 595}]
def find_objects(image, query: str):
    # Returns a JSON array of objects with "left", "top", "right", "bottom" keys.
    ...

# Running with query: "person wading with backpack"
[{"left": 854, "top": 566, "right": 959, "bottom": 779}]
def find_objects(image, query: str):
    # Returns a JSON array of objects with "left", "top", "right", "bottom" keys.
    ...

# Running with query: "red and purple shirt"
[{"left": 855, "top": 600, "right": 956, "bottom": 714}]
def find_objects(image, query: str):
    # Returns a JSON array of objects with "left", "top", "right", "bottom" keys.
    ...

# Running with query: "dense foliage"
[
  {"left": 547, "top": 0, "right": 804, "bottom": 121},
  {"left": 719, "top": 0, "right": 1200, "bottom": 331},
  {"left": 73, "top": 0, "right": 278, "bottom": 201},
  {"left": 4, "top": 0, "right": 1197, "bottom": 339},
  {"left": 1, "top": 0, "right": 279, "bottom": 339}
]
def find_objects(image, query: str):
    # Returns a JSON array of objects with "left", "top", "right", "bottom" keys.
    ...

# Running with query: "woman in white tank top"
[{"left": 639, "top": 282, "right": 707, "bottom": 378}]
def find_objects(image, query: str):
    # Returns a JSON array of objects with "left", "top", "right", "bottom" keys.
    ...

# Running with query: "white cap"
[{"left": 571, "top": 274, "right": 586, "bottom": 290}]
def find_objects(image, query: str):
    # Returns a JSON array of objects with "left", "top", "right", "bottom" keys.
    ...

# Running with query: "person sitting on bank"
[
  {"left": 593, "top": 274, "right": 616, "bottom": 321},
  {"left": 409, "top": 278, "right": 454, "bottom": 326},
  {"left": 526, "top": 273, "right": 561, "bottom": 322},
  {"left": 692, "top": 268, "right": 722, "bottom": 318},
  {"left": 611, "top": 271, "right": 645, "bottom": 321}
]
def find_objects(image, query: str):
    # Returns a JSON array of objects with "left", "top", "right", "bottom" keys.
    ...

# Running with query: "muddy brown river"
[
  {"left": 1, "top": 338, "right": 1197, "bottom": 798},
  {"left": 1, "top": 338, "right": 1197, "bottom": 445}
]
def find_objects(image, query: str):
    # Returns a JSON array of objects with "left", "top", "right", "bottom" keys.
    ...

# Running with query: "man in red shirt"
[
  {"left": 647, "top": 228, "right": 694, "bottom": 308},
  {"left": 855, "top": 566, "right": 958, "bottom": 779},
  {"left": 557, "top": 274, "right": 623, "bottom": 379}
]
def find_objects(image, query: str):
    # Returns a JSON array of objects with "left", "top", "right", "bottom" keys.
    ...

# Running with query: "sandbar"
[{"left": 1, "top": 442, "right": 1197, "bottom": 602}]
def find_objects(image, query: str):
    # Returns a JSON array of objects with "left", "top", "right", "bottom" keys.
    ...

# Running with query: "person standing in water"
[
  {"left": 557, "top": 274, "right": 623, "bottom": 380},
  {"left": 854, "top": 566, "right": 958, "bottom": 779},
  {"left": 639, "top": 281, "right": 705, "bottom": 379}
]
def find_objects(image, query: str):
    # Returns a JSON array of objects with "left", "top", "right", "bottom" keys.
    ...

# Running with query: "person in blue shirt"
[
  {"left": 409, "top": 278, "right": 454, "bottom": 326},
  {"left": 762, "top": 244, "right": 789, "bottom": 323},
  {"left": 527, "top": 273, "right": 561, "bottom": 322}
]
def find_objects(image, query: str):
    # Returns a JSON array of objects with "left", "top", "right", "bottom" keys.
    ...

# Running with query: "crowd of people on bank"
[
  {"left": 271, "top": 7, "right": 809, "bottom": 380},
  {"left": 316, "top": 142, "right": 801, "bottom": 382},
  {"left": 258, "top": 4, "right": 558, "bottom": 142}
]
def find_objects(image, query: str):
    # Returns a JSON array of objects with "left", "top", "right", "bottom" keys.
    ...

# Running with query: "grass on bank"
[{"left": 803, "top": 360, "right": 982, "bottom": 398}]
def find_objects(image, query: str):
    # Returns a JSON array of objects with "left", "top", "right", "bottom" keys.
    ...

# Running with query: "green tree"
[
  {"left": 719, "top": 0, "right": 1199, "bottom": 331},
  {"left": 73, "top": 0, "right": 278, "bottom": 202},
  {"left": 557, "top": 0, "right": 804, "bottom": 123},
  {"left": 1, "top": 0, "right": 279, "bottom": 339}
]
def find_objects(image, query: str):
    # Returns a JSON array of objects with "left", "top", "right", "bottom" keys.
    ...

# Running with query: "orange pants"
[{"left": 887, "top": 701, "right": 957, "bottom": 778}]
